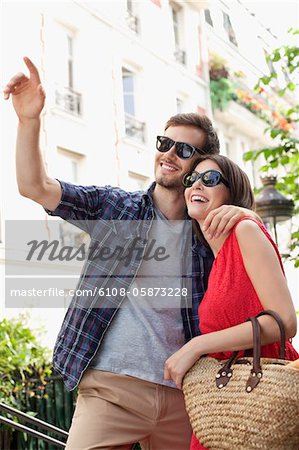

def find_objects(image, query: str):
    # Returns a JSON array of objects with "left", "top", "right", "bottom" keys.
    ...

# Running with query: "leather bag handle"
[
  {"left": 245, "top": 317, "right": 263, "bottom": 392},
  {"left": 215, "top": 310, "right": 287, "bottom": 392},
  {"left": 215, "top": 317, "right": 261, "bottom": 390},
  {"left": 255, "top": 310, "right": 286, "bottom": 359}
]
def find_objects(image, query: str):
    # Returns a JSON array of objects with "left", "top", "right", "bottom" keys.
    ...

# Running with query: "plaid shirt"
[{"left": 46, "top": 181, "right": 214, "bottom": 391}]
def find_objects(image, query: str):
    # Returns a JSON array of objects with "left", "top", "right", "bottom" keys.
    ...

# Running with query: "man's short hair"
[{"left": 165, "top": 113, "right": 220, "bottom": 154}]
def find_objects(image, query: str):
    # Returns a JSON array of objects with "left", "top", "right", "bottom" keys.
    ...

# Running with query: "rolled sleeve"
[{"left": 44, "top": 179, "right": 109, "bottom": 233}]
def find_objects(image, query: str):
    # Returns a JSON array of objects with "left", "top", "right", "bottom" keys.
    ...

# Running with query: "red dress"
[{"left": 190, "top": 217, "right": 299, "bottom": 450}]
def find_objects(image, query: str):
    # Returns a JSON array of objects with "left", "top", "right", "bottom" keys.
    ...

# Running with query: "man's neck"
[{"left": 152, "top": 184, "right": 187, "bottom": 220}]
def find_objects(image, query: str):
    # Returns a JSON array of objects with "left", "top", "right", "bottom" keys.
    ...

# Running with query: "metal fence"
[
  {"left": 0, "top": 374, "right": 76, "bottom": 450},
  {"left": 0, "top": 402, "right": 68, "bottom": 449}
]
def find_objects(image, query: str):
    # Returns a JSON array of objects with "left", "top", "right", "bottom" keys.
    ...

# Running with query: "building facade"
[{"left": 1, "top": 0, "right": 298, "bottom": 348}]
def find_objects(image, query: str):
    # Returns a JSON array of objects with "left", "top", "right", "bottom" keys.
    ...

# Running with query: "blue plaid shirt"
[{"left": 46, "top": 181, "right": 214, "bottom": 391}]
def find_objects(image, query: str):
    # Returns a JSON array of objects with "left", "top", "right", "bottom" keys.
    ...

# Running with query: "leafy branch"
[{"left": 244, "top": 28, "right": 299, "bottom": 267}]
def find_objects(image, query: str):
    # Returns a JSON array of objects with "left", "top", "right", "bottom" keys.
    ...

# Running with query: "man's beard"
[{"left": 155, "top": 174, "right": 185, "bottom": 192}]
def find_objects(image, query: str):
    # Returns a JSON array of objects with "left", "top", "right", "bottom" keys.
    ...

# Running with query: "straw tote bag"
[{"left": 182, "top": 310, "right": 299, "bottom": 450}]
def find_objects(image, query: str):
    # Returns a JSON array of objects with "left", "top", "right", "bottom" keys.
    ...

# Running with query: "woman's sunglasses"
[
  {"left": 156, "top": 136, "right": 204, "bottom": 159},
  {"left": 183, "top": 169, "right": 230, "bottom": 188}
]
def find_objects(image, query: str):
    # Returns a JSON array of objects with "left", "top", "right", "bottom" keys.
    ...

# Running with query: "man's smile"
[{"left": 160, "top": 160, "right": 180, "bottom": 172}]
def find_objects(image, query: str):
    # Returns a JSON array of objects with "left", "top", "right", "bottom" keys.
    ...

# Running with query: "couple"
[{"left": 4, "top": 57, "right": 298, "bottom": 450}]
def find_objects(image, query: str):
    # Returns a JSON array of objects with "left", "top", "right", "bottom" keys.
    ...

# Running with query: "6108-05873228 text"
[{"left": 9, "top": 286, "right": 189, "bottom": 298}]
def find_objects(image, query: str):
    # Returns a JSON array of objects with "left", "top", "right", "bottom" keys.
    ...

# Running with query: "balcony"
[
  {"left": 126, "top": 12, "right": 139, "bottom": 33},
  {"left": 59, "top": 222, "right": 89, "bottom": 249},
  {"left": 174, "top": 47, "right": 186, "bottom": 65},
  {"left": 125, "top": 113, "right": 146, "bottom": 143},
  {"left": 55, "top": 86, "right": 82, "bottom": 116}
]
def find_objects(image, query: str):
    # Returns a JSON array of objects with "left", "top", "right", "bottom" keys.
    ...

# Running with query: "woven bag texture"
[{"left": 183, "top": 357, "right": 299, "bottom": 450}]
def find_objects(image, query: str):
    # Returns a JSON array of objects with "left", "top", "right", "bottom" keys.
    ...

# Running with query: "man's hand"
[
  {"left": 3, "top": 57, "right": 45, "bottom": 122},
  {"left": 164, "top": 339, "right": 200, "bottom": 390},
  {"left": 202, "top": 205, "right": 259, "bottom": 239}
]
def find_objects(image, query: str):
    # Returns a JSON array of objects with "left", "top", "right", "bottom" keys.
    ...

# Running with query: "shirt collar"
[
  {"left": 143, "top": 182, "right": 194, "bottom": 221},
  {"left": 141, "top": 182, "right": 156, "bottom": 207}
]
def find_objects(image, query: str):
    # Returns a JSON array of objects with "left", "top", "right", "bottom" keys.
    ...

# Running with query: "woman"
[{"left": 164, "top": 155, "right": 299, "bottom": 450}]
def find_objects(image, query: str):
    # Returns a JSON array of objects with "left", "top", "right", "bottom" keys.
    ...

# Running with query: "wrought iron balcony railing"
[
  {"left": 174, "top": 48, "right": 186, "bottom": 65},
  {"left": 125, "top": 113, "right": 146, "bottom": 143},
  {"left": 126, "top": 12, "right": 139, "bottom": 33},
  {"left": 55, "top": 86, "right": 82, "bottom": 116}
]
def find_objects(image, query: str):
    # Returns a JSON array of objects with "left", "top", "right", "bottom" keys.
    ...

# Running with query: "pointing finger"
[{"left": 23, "top": 56, "right": 41, "bottom": 82}]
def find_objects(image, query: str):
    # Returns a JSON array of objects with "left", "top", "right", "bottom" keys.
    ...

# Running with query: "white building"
[{"left": 1, "top": 0, "right": 298, "bottom": 349}]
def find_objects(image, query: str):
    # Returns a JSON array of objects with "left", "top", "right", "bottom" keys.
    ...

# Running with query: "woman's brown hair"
[{"left": 189, "top": 154, "right": 256, "bottom": 246}]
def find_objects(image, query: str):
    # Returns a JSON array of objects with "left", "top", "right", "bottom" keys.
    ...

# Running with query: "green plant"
[
  {"left": 0, "top": 316, "right": 53, "bottom": 448},
  {"left": 244, "top": 28, "right": 299, "bottom": 267},
  {"left": 0, "top": 317, "right": 77, "bottom": 449},
  {"left": 0, "top": 316, "right": 52, "bottom": 408},
  {"left": 209, "top": 53, "right": 235, "bottom": 111},
  {"left": 210, "top": 78, "right": 235, "bottom": 111}
]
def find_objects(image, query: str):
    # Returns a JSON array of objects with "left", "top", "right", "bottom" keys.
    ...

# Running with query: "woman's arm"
[
  {"left": 164, "top": 220, "right": 297, "bottom": 389},
  {"left": 235, "top": 219, "right": 297, "bottom": 338}
]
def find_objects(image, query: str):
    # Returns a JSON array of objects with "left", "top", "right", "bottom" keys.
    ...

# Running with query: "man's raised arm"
[{"left": 3, "top": 57, "right": 61, "bottom": 211}]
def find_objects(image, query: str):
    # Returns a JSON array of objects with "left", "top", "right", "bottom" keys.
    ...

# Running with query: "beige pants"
[{"left": 66, "top": 369, "right": 192, "bottom": 450}]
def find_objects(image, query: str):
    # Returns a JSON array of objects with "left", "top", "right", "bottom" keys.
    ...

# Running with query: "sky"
[{"left": 242, "top": 0, "right": 299, "bottom": 45}]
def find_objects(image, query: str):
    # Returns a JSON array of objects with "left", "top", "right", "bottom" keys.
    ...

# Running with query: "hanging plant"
[
  {"left": 209, "top": 53, "right": 230, "bottom": 80},
  {"left": 210, "top": 78, "right": 235, "bottom": 111},
  {"left": 209, "top": 53, "right": 235, "bottom": 111}
]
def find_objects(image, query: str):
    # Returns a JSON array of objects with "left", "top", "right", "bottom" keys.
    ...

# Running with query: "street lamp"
[{"left": 255, "top": 175, "right": 294, "bottom": 258}]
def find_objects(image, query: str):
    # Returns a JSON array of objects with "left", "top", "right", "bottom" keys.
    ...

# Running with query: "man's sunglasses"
[
  {"left": 156, "top": 136, "right": 204, "bottom": 159},
  {"left": 183, "top": 169, "right": 230, "bottom": 188}
]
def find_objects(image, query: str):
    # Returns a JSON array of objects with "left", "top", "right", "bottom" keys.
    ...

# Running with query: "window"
[
  {"left": 224, "top": 140, "right": 231, "bottom": 158},
  {"left": 176, "top": 98, "right": 184, "bottom": 113},
  {"left": 127, "top": 0, "right": 134, "bottom": 16},
  {"left": 59, "top": 221, "right": 88, "bottom": 249},
  {"left": 128, "top": 171, "right": 149, "bottom": 191},
  {"left": 0, "top": 210, "right": 2, "bottom": 244},
  {"left": 223, "top": 12, "right": 238, "bottom": 46},
  {"left": 170, "top": 3, "right": 186, "bottom": 65},
  {"left": 57, "top": 148, "right": 84, "bottom": 183},
  {"left": 122, "top": 68, "right": 135, "bottom": 117},
  {"left": 126, "top": 0, "right": 139, "bottom": 33},
  {"left": 204, "top": 9, "right": 213, "bottom": 27},
  {"left": 67, "top": 35, "right": 74, "bottom": 89},
  {"left": 54, "top": 27, "right": 75, "bottom": 89},
  {"left": 172, "top": 5, "right": 180, "bottom": 48},
  {"left": 55, "top": 148, "right": 87, "bottom": 248},
  {"left": 54, "top": 27, "right": 82, "bottom": 116},
  {"left": 122, "top": 68, "right": 146, "bottom": 143}
]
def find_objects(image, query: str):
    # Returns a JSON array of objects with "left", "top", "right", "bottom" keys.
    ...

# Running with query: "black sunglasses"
[
  {"left": 156, "top": 136, "right": 204, "bottom": 159},
  {"left": 183, "top": 169, "right": 230, "bottom": 188}
]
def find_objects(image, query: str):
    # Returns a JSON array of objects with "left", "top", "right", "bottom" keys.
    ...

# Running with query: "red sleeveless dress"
[{"left": 190, "top": 217, "right": 299, "bottom": 450}]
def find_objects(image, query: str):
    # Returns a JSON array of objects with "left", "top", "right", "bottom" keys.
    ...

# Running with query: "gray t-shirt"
[{"left": 90, "top": 208, "right": 187, "bottom": 388}]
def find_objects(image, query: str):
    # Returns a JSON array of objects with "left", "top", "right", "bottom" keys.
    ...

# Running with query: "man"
[{"left": 4, "top": 57, "right": 256, "bottom": 450}]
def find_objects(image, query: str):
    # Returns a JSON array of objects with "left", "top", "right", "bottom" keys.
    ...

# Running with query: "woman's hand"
[{"left": 164, "top": 339, "right": 201, "bottom": 390}]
